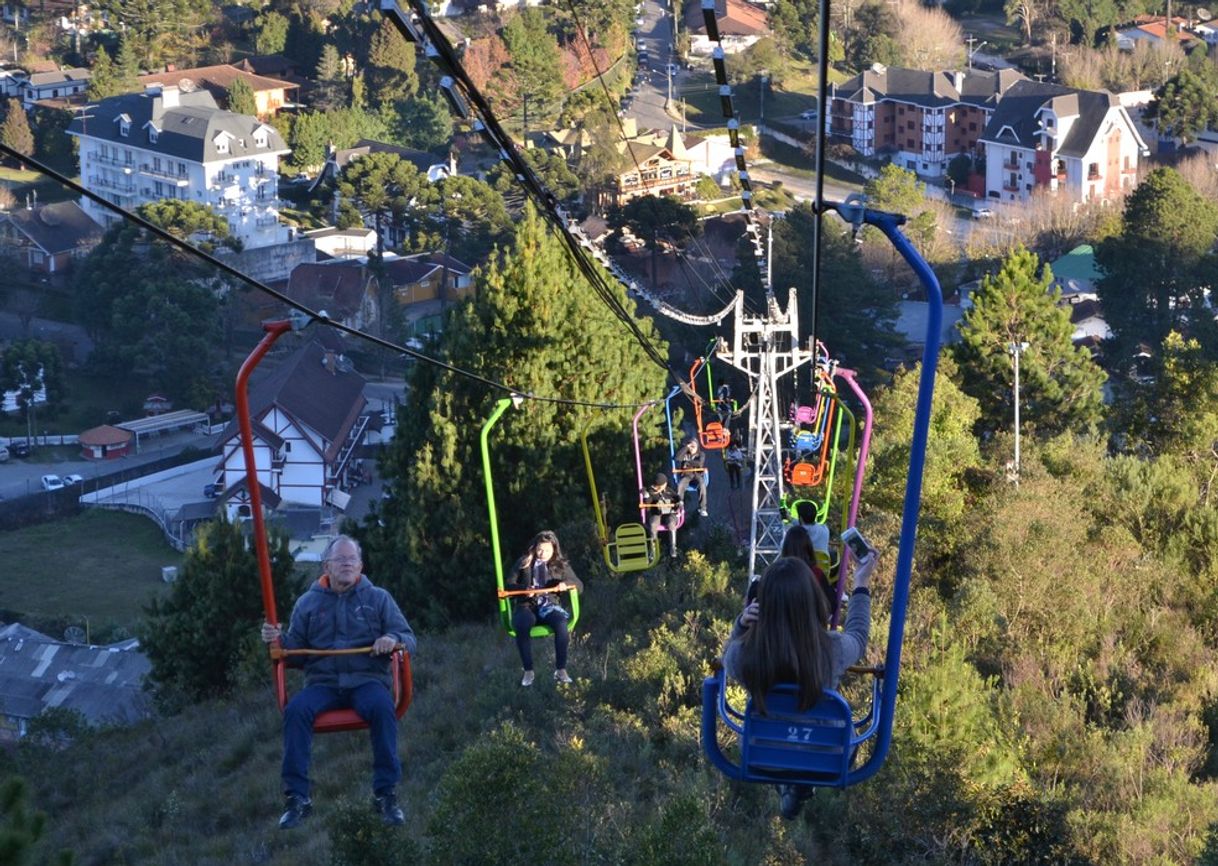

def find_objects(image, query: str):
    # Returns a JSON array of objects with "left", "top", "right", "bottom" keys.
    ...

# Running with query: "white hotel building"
[{"left": 67, "top": 84, "right": 291, "bottom": 249}]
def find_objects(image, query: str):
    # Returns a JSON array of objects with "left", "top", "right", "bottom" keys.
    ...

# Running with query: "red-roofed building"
[
  {"left": 79, "top": 425, "right": 134, "bottom": 460},
  {"left": 685, "top": 0, "right": 770, "bottom": 54},
  {"left": 137, "top": 64, "right": 298, "bottom": 119}
]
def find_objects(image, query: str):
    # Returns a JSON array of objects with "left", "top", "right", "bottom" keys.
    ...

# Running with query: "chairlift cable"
[
  {"left": 558, "top": 0, "right": 762, "bottom": 320},
  {"left": 0, "top": 145, "right": 667, "bottom": 412},
  {"left": 380, "top": 1, "right": 676, "bottom": 375}
]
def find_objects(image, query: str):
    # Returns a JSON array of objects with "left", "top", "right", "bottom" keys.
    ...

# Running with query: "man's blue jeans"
[{"left": 281, "top": 682, "right": 400, "bottom": 798}]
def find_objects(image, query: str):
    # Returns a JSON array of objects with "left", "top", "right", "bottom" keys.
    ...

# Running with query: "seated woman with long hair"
[{"left": 722, "top": 552, "right": 877, "bottom": 818}]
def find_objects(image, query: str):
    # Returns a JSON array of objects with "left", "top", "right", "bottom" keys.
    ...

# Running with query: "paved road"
[{"left": 627, "top": 0, "right": 684, "bottom": 132}]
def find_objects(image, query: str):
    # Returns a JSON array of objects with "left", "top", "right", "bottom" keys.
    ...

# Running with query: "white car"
[
  {"left": 63, "top": 474, "right": 84, "bottom": 485},
  {"left": 41, "top": 474, "right": 64, "bottom": 491},
  {"left": 799, "top": 109, "right": 818, "bottom": 120},
  {"left": 973, "top": 207, "right": 995, "bottom": 219}
]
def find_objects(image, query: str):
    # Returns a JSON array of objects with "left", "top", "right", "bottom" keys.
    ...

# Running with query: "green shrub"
[{"left": 328, "top": 796, "right": 423, "bottom": 866}]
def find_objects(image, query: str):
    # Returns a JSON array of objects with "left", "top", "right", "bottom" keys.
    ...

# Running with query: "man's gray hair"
[{"left": 322, "top": 534, "right": 363, "bottom": 562}]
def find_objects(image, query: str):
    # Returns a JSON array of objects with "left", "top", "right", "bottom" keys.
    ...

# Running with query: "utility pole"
[{"left": 1009, "top": 340, "right": 1029, "bottom": 483}]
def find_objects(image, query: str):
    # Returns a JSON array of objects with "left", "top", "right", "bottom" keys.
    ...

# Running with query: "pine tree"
[
  {"left": 86, "top": 45, "right": 118, "bottom": 101},
  {"left": 363, "top": 204, "right": 670, "bottom": 626},
  {"left": 139, "top": 517, "right": 299, "bottom": 704},
  {"left": 1096, "top": 167, "right": 1218, "bottom": 362},
  {"left": 367, "top": 19, "right": 418, "bottom": 106},
  {"left": 0, "top": 99, "right": 34, "bottom": 166},
  {"left": 225, "top": 77, "right": 257, "bottom": 117},
  {"left": 953, "top": 245, "right": 1106, "bottom": 435},
  {"left": 109, "top": 34, "right": 140, "bottom": 94},
  {"left": 254, "top": 10, "right": 289, "bottom": 56}
]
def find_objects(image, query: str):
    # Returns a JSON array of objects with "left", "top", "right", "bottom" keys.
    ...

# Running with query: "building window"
[
  {"left": 969, "top": 122, "right": 977, "bottom": 131},
  {"left": 149, "top": 127, "right": 158, "bottom": 143},
  {"left": 906, "top": 139, "right": 914, "bottom": 148},
  {"left": 119, "top": 120, "right": 129, "bottom": 136}
]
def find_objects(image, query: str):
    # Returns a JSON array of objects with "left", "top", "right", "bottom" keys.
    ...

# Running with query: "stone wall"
[{"left": 213, "top": 236, "right": 317, "bottom": 283}]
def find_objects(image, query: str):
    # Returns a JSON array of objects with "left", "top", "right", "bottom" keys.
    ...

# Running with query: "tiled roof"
[
  {"left": 138, "top": 64, "right": 299, "bottom": 98},
  {"left": 685, "top": 0, "right": 770, "bottom": 36},
  {"left": 4, "top": 201, "right": 102, "bottom": 255},
  {"left": 980, "top": 79, "right": 1118, "bottom": 156},
  {"left": 246, "top": 339, "right": 366, "bottom": 447},
  {"left": 333, "top": 139, "right": 444, "bottom": 174},
  {"left": 285, "top": 261, "right": 375, "bottom": 321},
  {"left": 833, "top": 65, "right": 1025, "bottom": 110},
  {"left": 27, "top": 67, "right": 89, "bottom": 87},
  {"left": 383, "top": 257, "right": 440, "bottom": 286},
  {"left": 404, "top": 251, "right": 473, "bottom": 275},
  {"left": 66, "top": 88, "right": 290, "bottom": 164}
]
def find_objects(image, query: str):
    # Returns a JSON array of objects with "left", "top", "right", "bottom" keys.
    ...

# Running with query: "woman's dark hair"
[
  {"left": 524, "top": 530, "right": 567, "bottom": 569},
  {"left": 780, "top": 528, "right": 833, "bottom": 624},
  {"left": 738, "top": 557, "right": 832, "bottom": 714}
]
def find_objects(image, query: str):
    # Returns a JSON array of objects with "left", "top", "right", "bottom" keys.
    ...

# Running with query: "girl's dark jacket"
[{"left": 507, "top": 556, "right": 583, "bottom": 611}]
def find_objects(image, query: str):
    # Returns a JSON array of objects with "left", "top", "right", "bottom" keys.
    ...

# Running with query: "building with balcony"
[
  {"left": 66, "top": 84, "right": 292, "bottom": 249},
  {"left": 828, "top": 64, "right": 1025, "bottom": 178},
  {"left": 605, "top": 142, "right": 697, "bottom": 207},
  {"left": 213, "top": 339, "right": 368, "bottom": 513},
  {"left": 979, "top": 80, "right": 1146, "bottom": 205}
]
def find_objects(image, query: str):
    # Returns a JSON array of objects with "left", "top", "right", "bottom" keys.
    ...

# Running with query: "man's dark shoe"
[
  {"left": 375, "top": 791, "right": 405, "bottom": 826},
  {"left": 778, "top": 785, "right": 802, "bottom": 820},
  {"left": 278, "top": 794, "right": 312, "bottom": 830}
]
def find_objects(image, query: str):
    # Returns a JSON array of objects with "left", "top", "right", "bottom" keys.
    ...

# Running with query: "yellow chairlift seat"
[{"left": 606, "top": 522, "right": 658, "bottom": 572}]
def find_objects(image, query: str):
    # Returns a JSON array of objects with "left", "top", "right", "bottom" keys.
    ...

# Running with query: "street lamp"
[
  {"left": 967, "top": 38, "right": 989, "bottom": 70},
  {"left": 1009, "top": 340, "right": 1029, "bottom": 482}
]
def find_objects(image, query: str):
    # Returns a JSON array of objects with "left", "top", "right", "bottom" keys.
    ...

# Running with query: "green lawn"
[
  {"left": 0, "top": 510, "right": 180, "bottom": 630},
  {"left": 0, "top": 166, "right": 42, "bottom": 182},
  {"left": 679, "top": 61, "right": 848, "bottom": 124}
]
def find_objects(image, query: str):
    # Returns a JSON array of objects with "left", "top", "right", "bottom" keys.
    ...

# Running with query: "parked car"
[
  {"left": 10, "top": 441, "right": 31, "bottom": 458},
  {"left": 973, "top": 207, "right": 995, "bottom": 219},
  {"left": 63, "top": 474, "right": 83, "bottom": 485},
  {"left": 203, "top": 482, "right": 221, "bottom": 498},
  {"left": 41, "top": 474, "right": 64, "bottom": 491},
  {"left": 0, "top": 445, "right": 8, "bottom": 463},
  {"left": 799, "top": 109, "right": 818, "bottom": 120}
]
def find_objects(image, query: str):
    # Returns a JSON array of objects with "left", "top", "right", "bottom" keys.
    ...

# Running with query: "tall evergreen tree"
[
  {"left": 113, "top": 36, "right": 140, "bottom": 90},
  {"left": 363, "top": 204, "right": 669, "bottom": 627},
  {"left": 139, "top": 517, "right": 298, "bottom": 704},
  {"left": 0, "top": 99, "right": 34, "bottom": 166},
  {"left": 1096, "top": 167, "right": 1218, "bottom": 362},
  {"left": 953, "top": 245, "right": 1106, "bottom": 435},
  {"left": 367, "top": 19, "right": 418, "bottom": 107},
  {"left": 225, "top": 77, "right": 257, "bottom": 117},
  {"left": 86, "top": 45, "right": 119, "bottom": 101}
]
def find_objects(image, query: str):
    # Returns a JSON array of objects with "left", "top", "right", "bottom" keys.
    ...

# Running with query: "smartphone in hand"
[{"left": 840, "top": 526, "right": 875, "bottom": 561}]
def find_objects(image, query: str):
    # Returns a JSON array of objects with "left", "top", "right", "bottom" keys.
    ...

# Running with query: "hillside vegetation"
[{"left": 13, "top": 419, "right": 1218, "bottom": 864}]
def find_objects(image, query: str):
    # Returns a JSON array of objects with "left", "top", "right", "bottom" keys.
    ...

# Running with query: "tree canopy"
[
  {"left": 364, "top": 204, "right": 669, "bottom": 627},
  {"left": 1096, "top": 167, "right": 1218, "bottom": 361},
  {"left": 225, "top": 77, "right": 257, "bottom": 117},
  {"left": 953, "top": 246, "right": 1106, "bottom": 436},
  {"left": 1150, "top": 61, "right": 1218, "bottom": 145},
  {"left": 0, "top": 99, "right": 34, "bottom": 163},
  {"left": 140, "top": 518, "right": 298, "bottom": 704}
]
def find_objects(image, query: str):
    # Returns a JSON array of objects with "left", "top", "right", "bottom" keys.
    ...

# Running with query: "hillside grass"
[
  {"left": 17, "top": 545, "right": 829, "bottom": 865},
  {"left": 0, "top": 510, "right": 178, "bottom": 630}
]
